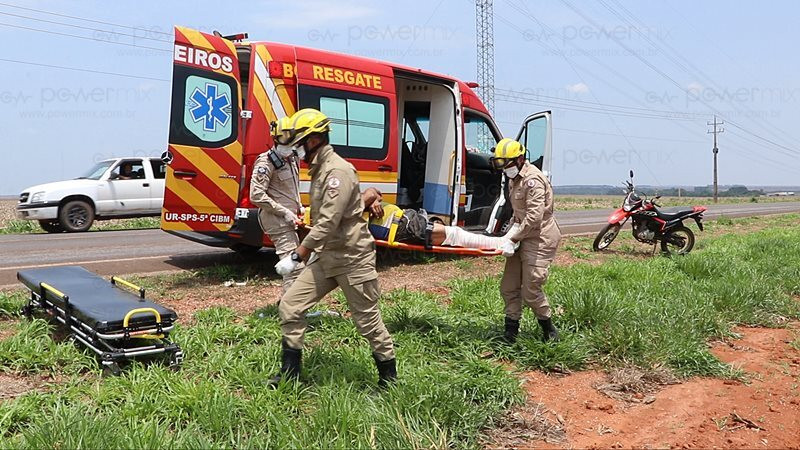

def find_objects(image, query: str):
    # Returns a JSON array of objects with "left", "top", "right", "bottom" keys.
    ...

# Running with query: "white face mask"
[
  {"left": 504, "top": 165, "right": 520, "bottom": 179},
  {"left": 275, "top": 144, "right": 293, "bottom": 158},
  {"left": 293, "top": 145, "right": 306, "bottom": 160}
]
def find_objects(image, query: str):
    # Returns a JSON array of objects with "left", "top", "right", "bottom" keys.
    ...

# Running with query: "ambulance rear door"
[{"left": 161, "top": 26, "right": 243, "bottom": 232}]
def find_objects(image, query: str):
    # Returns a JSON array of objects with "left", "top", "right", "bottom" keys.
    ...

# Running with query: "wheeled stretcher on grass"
[{"left": 17, "top": 266, "right": 183, "bottom": 375}]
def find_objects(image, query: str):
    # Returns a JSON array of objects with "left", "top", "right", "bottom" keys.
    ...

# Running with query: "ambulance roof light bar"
[{"left": 212, "top": 30, "right": 249, "bottom": 42}]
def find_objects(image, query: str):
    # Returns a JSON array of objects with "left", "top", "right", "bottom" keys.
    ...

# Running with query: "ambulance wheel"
[
  {"left": 168, "top": 353, "right": 183, "bottom": 371},
  {"left": 38, "top": 220, "right": 64, "bottom": 233},
  {"left": 59, "top": 200, "right": 94, "bottom": 232},
  {"left": 230, "top": 243, "right": 262, "bottom": 256},
  {"left": 102, "top": 362, "right": 122, "bottom": 377}
]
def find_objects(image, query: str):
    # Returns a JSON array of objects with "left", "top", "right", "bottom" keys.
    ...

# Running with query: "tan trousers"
[
  {"left": 278, "top": 261, "right": 395, "bottom": 361},
  {"left": 268, "top": 227, "right": 304, "bottom": 293},
  {"left": 500, "top": 251, "right": 552, "bottom": 320}
]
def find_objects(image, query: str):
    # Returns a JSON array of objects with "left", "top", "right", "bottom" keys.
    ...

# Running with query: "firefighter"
[
  {"left": 250, "top": 117, "right": 304, "bottom": 293},
  {"left": 491, "top": 138, "right": 562, "bottom": 343},
  {"left": 269, "top": 108, "right": 396, "bottom": 387}
]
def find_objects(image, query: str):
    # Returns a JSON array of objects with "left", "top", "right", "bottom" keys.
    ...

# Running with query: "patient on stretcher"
[
  {"left": 360, "top": 188, "right": 516, "bottom": 250},
  {"left": 301, "top": 187, "right": 515, "bottom": 251}
]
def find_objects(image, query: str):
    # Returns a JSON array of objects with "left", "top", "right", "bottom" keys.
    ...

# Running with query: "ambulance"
[{"left": 162, "top": 27, "right": 553, "bottom": 254}]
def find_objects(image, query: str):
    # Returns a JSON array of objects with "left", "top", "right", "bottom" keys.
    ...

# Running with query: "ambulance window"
[
  {"left": 320, "top": 96, "right": 385, "bottom": 149},
  {"left": 168, "top": 65, "right": 239, "bottom": 148},
  {"left": 320, "top": 97, "right": 348, "bottom": 145},
  {"left": 522, "top": 116, "right": 547, "bottom": 163},
  {"left": 464, "top": 113, "right": 498, "bottom": 155},
  {"left": 347, "top": 99, "right": 384, "bottom": 148},
  {"left": 299, "top": 85, "right": 389, "bottom": 160}
]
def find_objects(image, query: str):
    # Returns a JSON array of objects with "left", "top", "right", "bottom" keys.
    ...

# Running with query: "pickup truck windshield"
[{"left": 78, "top": 161, "right": 114, "bottom": 180}]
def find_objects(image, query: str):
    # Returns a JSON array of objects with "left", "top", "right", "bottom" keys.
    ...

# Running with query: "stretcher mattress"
[{"left": 17, "top": 266, "right": 177, "bottom": 333}]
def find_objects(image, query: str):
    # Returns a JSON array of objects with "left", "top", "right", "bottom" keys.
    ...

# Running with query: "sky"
[{"left": 1, "top": 0, "right": 799, "bottom": 194}]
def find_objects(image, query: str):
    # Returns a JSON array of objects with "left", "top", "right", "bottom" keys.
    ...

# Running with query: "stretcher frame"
[{"left": 19, "top": 273, "right": 183, "bottom": 375}]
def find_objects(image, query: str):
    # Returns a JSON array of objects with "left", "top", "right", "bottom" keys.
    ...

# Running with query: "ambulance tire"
[
  {"left": 58, "top": 200, "right": 95, "bottom": 232},
  {"left": 38, "top": 220, "right": 64, "bottom": 233}
]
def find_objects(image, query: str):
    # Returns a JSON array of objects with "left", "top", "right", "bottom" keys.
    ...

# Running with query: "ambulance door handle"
[
  {"left": 142, "top": 183, "right": 150, "bottom": 187},
  {"left": 377, "top": 165, "right": 392, "bottom": 172},
  {"left": 174, "top": 170, "right": 197, "bottom": 179}
]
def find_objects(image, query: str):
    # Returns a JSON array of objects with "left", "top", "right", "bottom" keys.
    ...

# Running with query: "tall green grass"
[
  {"left": 0, "top": 225, "right": 798, "bottom": 447},
  {"left": 450, "top": 226, "right": 800, "bottom": 376},
  {"left": 0, "top": 295, "right": 522, "bottom": 448}
]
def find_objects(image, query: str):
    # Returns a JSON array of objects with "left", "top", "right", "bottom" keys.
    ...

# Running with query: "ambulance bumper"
[{"left": 16, "top": 204, "right": 58, "bottom": 220}]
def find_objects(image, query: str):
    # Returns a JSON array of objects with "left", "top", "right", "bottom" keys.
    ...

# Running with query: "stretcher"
[{"left": 17, "top": 266, "right": 183, "bottom": 374}]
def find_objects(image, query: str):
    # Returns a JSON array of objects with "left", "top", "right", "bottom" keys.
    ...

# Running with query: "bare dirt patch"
[
  {"left": 0, "top": 373, "right": 41, "bottom": 401},
  {"left": 496, "top": 325, "right": 800, "bottom": 449},
  {"left": 0, "top": 200, "right": 17, "bottom": 229}
]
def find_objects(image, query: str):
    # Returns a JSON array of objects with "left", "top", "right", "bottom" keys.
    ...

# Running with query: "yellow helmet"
[
  {"left": 287, "top": 108, "right": 330, "bottom": 146},
  {"left": 270, "top": 116, "right": 294, "bottom": 146},
  {"left": 490, "top": 138, "right": 526, "bottom": 170}
]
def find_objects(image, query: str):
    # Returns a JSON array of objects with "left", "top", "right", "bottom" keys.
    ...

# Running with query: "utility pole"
[{"left": 707, "top": 115, "right": 724, "bottom": 203}]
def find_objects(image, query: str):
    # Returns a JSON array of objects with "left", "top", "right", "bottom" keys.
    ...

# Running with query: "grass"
[
  {"left": 0, "top": 220, "right": 38, "bottom": 234},
  {"left": 0, "top": 221, "right": 799, "bottom": 447},
  {"left": 554, "top": 194, "right": 798, "bottom": 211},
  {"left": 0, "top": 217, "right": 160, "bottom": 235}
]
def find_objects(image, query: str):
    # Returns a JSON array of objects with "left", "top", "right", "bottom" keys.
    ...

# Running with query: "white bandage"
[{"left": 441, "top": 226, "right": 505, "bottom": 250}]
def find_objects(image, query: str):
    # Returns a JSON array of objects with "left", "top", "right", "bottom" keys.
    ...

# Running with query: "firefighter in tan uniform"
[
  {"left": 491, "top": 138, "right": 562, "bottom": 343},
  {"left": 249, "top": 117, "right": 304, "bottom": 293},
  {"left": 268, "top": 109, "right": 396, "bottom": 387}
]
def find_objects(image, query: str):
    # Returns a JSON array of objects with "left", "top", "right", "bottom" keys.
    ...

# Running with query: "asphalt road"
[{"left": 1, "top": 201, "right": 798, "bottom": 288}]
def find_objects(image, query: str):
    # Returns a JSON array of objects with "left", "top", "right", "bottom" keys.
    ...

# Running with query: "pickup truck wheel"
[
  {"left": 38, "top": 220, "right": 64, "bottom": 233},
  {"left": 58, "top": 200, "right": 95, "bottom": 232}
]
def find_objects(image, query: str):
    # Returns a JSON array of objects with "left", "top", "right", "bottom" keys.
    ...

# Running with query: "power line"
[
  {"left": 558, "top": 0, "right": 800, "bottom": 160},
  {"left": 0, "top": 58, "right": 169, "bottom": 82},
  {"left": 725, "top": 129, "right": 800, "bottom": 159},
  {"left": 0, "top": 21, "right": 172, "bottom": 53},
  {"left": 657, "top": 0, "right": 800, "bottom": 149},
  {"left": 494, "top": 93, "right": 697, "bottom": 121},
  {"left": 497, "top": 0, "right": 800, "bottom": 178},
  {"left": 0, "top": 2, "right": 173, "bottom": 36},
  {"left": 599, "top": 0, "right": 800, "bottom": 154},
  {"left": 554, "top": 126, "right": 705, "bottom": 143},
  {"left": 495, "top": 87, "right": 705, "bottom": 119},
  {"left": 0, "top": 10, "right": 173, "bottom": 44}
]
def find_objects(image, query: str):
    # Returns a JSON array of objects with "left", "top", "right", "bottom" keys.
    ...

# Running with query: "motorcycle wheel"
[
  {"left": 592, "top": 223, "right": 621, "bottom": 251},
  {"left": 660, "top": 226, "right": 695, "bottom": 255}
]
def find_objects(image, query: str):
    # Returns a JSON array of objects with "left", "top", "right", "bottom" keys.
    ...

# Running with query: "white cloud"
[
  {"left": 566, "top": 82, "right": 589, "bottom": 94},
  {"left": 687, "top": 81, "right": 704, "bottom": 93},
  {"left": 256, "top": 1, "right": 378, "bottom": 29}
]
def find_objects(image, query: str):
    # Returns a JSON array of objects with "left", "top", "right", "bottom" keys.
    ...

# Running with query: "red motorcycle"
[{"left": 592, "top": 171, "right": 707, "bottom": 255}]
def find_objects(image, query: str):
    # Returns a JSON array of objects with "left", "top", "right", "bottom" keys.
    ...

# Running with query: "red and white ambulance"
[{"left": 162, "top": 27, "right": 553, "bottom": 254}]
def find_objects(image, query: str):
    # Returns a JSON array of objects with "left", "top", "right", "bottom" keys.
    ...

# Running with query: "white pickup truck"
[{"left": 16, "top": 157, "right": 166, "bottom": 232}]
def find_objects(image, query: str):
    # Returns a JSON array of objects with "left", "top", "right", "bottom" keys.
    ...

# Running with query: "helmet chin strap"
[{"left": 302, "top": 136, "right": 328, "bottom": 164}]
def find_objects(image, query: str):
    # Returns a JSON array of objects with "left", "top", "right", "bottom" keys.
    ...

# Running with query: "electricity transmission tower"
[
  {"left": 708, "top": 115, "right": 724, "bottom": 203},
  {"left": 475, "top": 0, "right": 494, "bottom": 151}
]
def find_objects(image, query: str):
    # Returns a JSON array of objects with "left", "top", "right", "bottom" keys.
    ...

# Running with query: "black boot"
[
  {"left": 373, "top": 353, "right": 397, "bottom": 387},
  {"left": 537, "top": 318, "right": 560, "bottom": 343},
  {"left": 503, "top": 316, "right": 520, "bottom": 343},
  {"left": 267, "top": 341, "right": 302, "bottom": 388}
]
